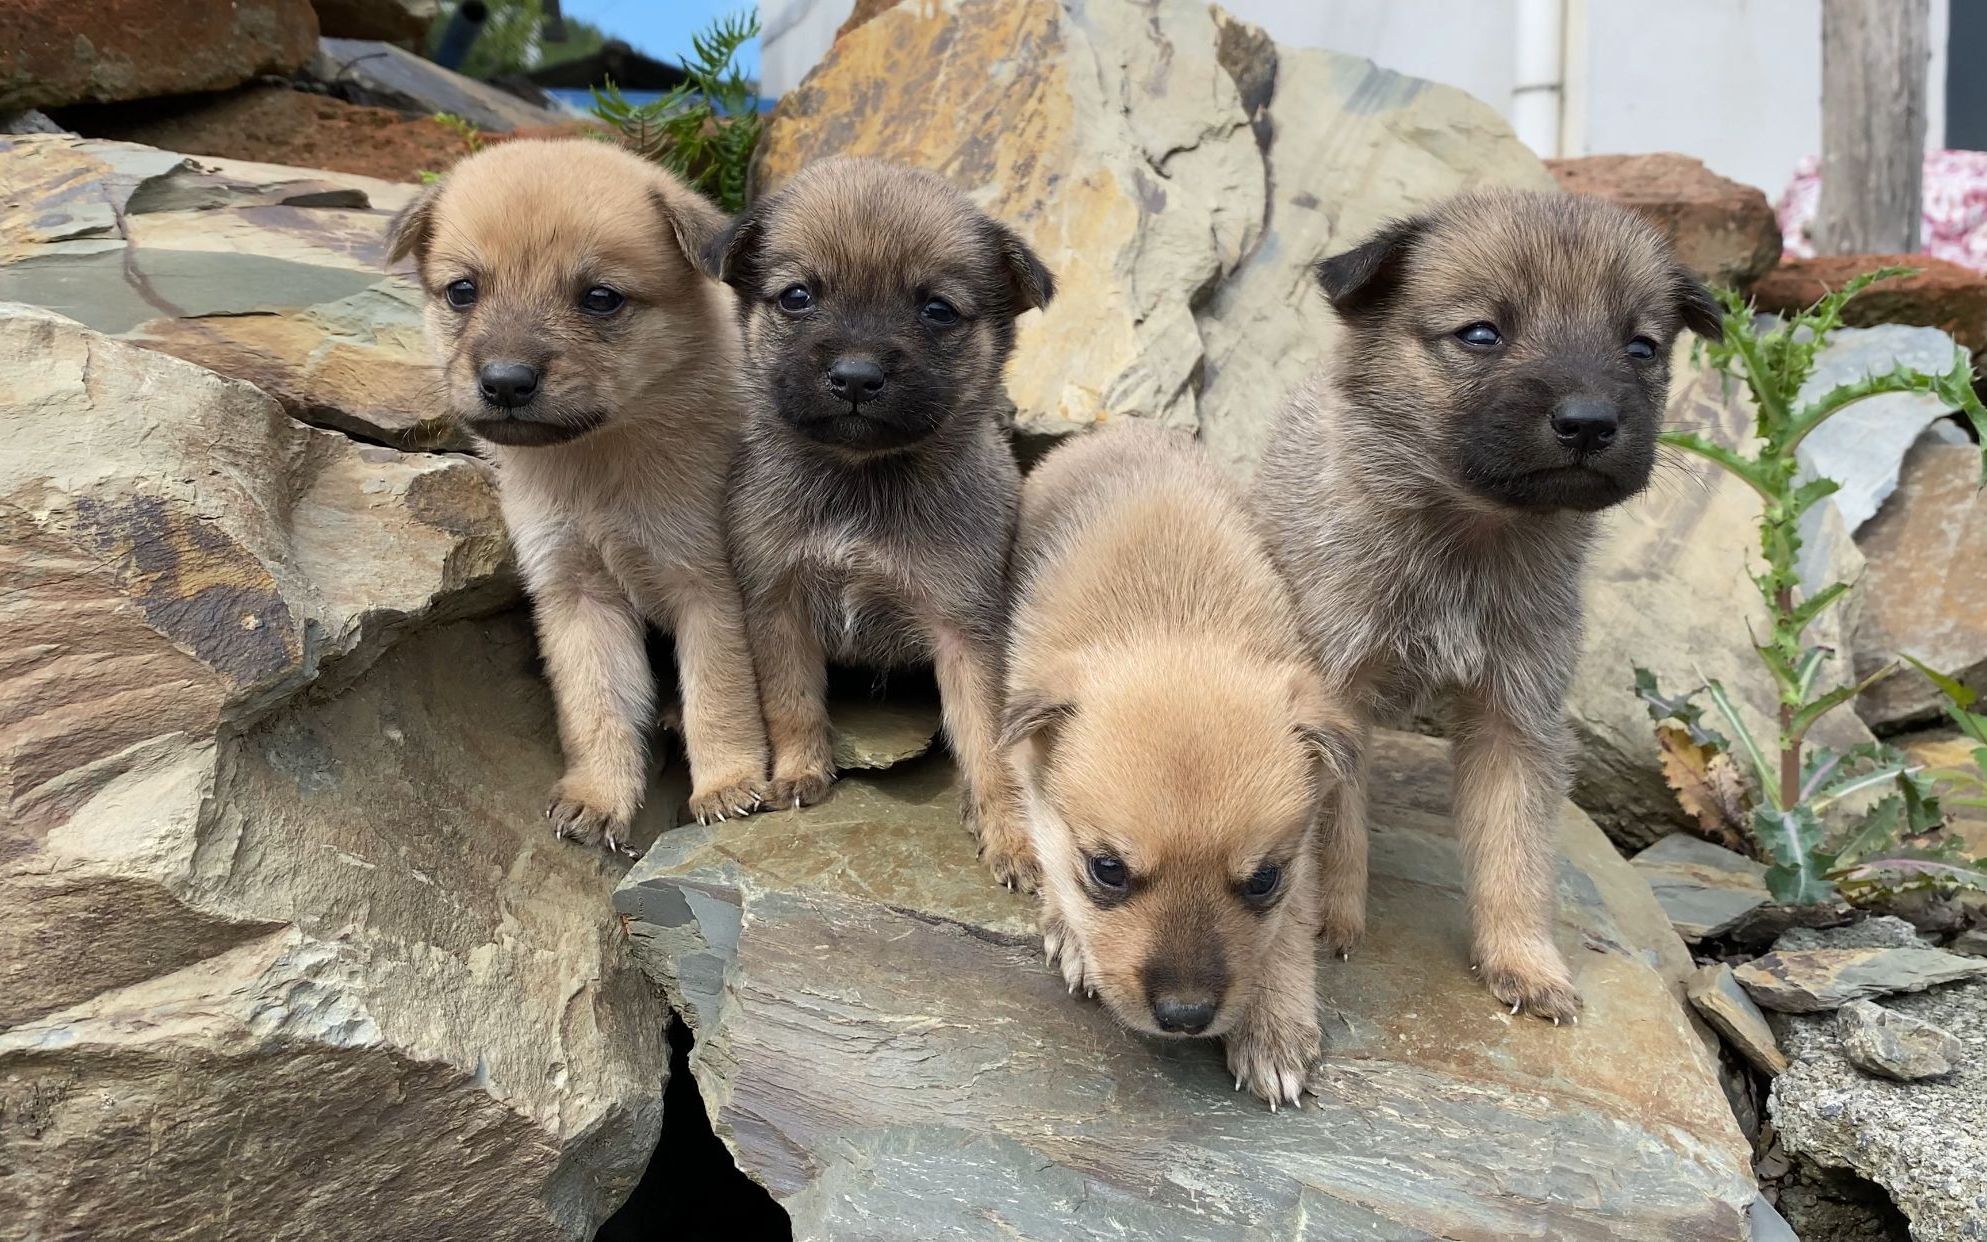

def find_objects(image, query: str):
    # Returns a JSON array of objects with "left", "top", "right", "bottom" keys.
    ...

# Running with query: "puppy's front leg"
[
  {"left": 934, "top": 626, "right": 1036, "bottom": 891},
  {"left": 667, "top": 572, "right": 771, "bottom": 825},
  {"left": 536, "top": 575, "right": 655, "bottom": 856},
  {"left": 1225, "top": 908, "right": 1323, "bottom": 1110},
  {"left": 1450, "top": 687, "right": 1581, "bottom": 1023},
  {"left": 1313, "top": 710, "right": 1371, "bottom": 957},
  {"left": 746, "top": 575, "right": 835, "bottom": 808}
]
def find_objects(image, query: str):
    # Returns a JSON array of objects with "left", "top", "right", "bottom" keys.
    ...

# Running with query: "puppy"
[
  {"left": 1005, "top": 423, "right": 1357, "bottom": 1108},
  {"left": 389, "top": 139, "right": 771, "bottom": 853},
  {"left": 706, "top": 158, "right": 1054, "bottom": 887},
  {"left": 1253, "top": 191, "right": 1722, "bottom": 1021}
]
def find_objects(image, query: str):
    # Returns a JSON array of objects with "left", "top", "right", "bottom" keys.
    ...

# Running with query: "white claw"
[
  {"left": 733, "top": 804, "right": 750, "bottom": 817},
  {"left": 1269, "top": 1099, "right": 1278, "bottom": 1114},
  {"left": 793, "top": 795, "right": 802, "bottom": 810},
  {"left": 1572, "top": 1014, "right": 1580, "bottom": 1027},
  {"left": 1552, "top": 1016, "right": 1560, "bottom": 1026},
  {"left": 1235, "top": 1077, "right": 1243, "bottom": 1092},
  {"left": 1511, "top": 1000, "right": 1521, "bottom": 1015},
  {"left": 1337, "top": 948, "right": 1350, "bottom": 962}
]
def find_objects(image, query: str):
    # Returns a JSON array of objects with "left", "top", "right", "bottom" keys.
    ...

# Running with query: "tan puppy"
[
  {"left": 1254, "top": 191, "right": 1721, "bottom": 1020},
  {"left": 1005, "top": 423, "right": 1356, "bottom": 1108},
  {"left": 707, "top": 158, "right": 1054, "bottom": 887},
  {"left": 389, "top": 139, "right": 770, "bottom": 853}
]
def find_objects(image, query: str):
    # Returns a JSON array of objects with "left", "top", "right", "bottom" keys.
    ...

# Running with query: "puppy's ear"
[
  {"left": 1674, "top": 266, "right": 1726, "bottom": 342},
  {"left": 386, "top": 181, "right": 441, "bottom": 269},
  {"left": 1288, "top": 667, "right": 1359, "bottom": 786},
  {"left": 1314, "top": 216, "right": 1427, "bottom": 320},
  {"left": 1001, "top": 690, "right": 1075, "bottom": 785},
  {"left": 702, "top": 200, "right": 768, "bottom": 289},
  {"left": 985, "top": 218, "right": 1056, "bottom": 313},
  {"left": 652, "top": 183, "right": 728, "bottom": 274}
]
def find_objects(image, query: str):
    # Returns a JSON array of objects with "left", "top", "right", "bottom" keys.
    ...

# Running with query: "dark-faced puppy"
[
  {"left": 1007, "top": 423, "right": 1358, "bottom": 1108},
  {"left": 1253, "top": 190, "right": 1721, "bottom": 1021},
  {"left": 391, "top": 139, "right": 772, "bottom": 853},
  {"left": 708, "top": 157, "right": 1054, "bottom": 886}
]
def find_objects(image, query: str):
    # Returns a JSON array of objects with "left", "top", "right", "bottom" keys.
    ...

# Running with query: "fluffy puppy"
[
  {"left": 1253, "top": 191, "right": 1722, "bottom": 1020},
  {"left": 707, "top": 157, "right": 1054, "bottom": 887},
  {"left": 1005, "top": 423, "right": 1357, "bottom": 1108},
  {"left": 389, "top": 139, "right": 770, "bottom": 853}
]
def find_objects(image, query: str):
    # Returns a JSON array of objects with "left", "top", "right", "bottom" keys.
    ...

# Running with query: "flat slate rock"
[
  {"left": 1837, "top": 999, "right": 1964, "bottom": 1080},
  {"left": 1688, "top": 962, "right": 1789, "bottom": 1075},
  {"left": 1735, "top": 947, "right": 1987, "bottom": 1013},
  {"left": 1632, "top": 832, "right": 1771, "bottom": 940},
  {"left": 615, "top": 731, "right": 1753, "bottom": 1238}
]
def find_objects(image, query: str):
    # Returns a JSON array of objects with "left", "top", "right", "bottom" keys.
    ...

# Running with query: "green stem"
[{"left": 1776, "top": 585, "right": 1801, "bottom": 812}]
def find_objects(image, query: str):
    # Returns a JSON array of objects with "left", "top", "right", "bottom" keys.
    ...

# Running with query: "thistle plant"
[
  {"left": 1637, "top": 269, "right": 1987, "bottom": 904},
  {"left": 590, "top": 10, "right": 762, "bottom": 212}
]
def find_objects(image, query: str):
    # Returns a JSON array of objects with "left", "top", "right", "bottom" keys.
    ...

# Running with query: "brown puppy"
[
  {"left": 707, "top": 157, "right": 1054, "bottom": 887},
  {"left": 1006, "top": 422, "right": 1357, "bottom": 1108},
  {"left": 390, "top": 139, "right": 770, "bottom": 853},
  {"left": 1254, "top": 190, "right": 1721, "bottom": 1020}
]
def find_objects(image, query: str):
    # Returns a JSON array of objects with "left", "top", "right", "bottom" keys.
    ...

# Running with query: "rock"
[
  {"left": 312, "top": 0, "right": 438, "bottom": 44},
  {"left": 0, "top": 0, "right": 319, "bottom": 112},
  {"left": 1776, "top": 915, "right": 1928, "bottom": 952},
  {"left": 1632, "top": 832, "right": 1771, "bottom": 941},
  {"left": 760, "top": 0, "right": 1548, "bottom": 458},
  {"left": 1853, "top": 438, "right": 1987, "bottom": 729},
  {"left": 1734, "top": 947, "right": 1987, "bottom": 1013},
  {"left": 1688, "top": 962, "right": 1790, "bottom": 1074},
  {"left": 311, "top": 37, "right": 570, "bottom": 132},
  {"left": 1754, "top": 254, "right": 1987, "bottom": 361},
  {"left": 829, "top": 693, "right": 940, "bottom": 772},
  {"left": 58, "top": 83, "right": 505, "bottom": 185},
  {"left": 1952, "top": 928, "right": 1987, "bottom": 957},
  {"left": 1194, "top": 21, "right": 1556, "bottom": 471},
  {"left": 614, "top": 730, "right": 1754, "bottom": 1236},
  {"left": 1545, "top": 153, "right": 1782, "bottom": 290},
  {"left": 0, "top": 309, "right": 661, "bottom": 1236},
  {"left": 0, "top": 134, "right": 461, "bottom": 451},
  {"left": 1837, "top": 999, "right": 1964, "bottom": 1080},
  {"left": 1795, "top": 324, "right": 1974, "bottom": 535},
  {"left": 1, "top": 108, "right": 63, "bottom": 134},
  {"left": 1749, "top": 1194, "right": 1802, "bottom": 1242},
  {"left": 1568, "top": 364, "right": 1875, "bottom": 850},
  {"left": 1772, "top": 979, "right": 1987, "bottom": 1240}
]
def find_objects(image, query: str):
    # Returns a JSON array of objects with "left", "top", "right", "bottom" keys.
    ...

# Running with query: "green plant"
[
  {"left": 432, "top": 112, "right": 485, "bottom": 156},
  {"left": 589, "top": 10, "right": 761, "bottom": 212},
  {"left": 1635, "top": 270, "right": 1987, "bottom": 904},
  {"left": 1905, "top": 655, "right": 1987, "bottom": 815}
]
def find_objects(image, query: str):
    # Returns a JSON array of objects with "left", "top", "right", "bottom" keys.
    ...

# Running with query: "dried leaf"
[{"left": 1656, "top": 720, "right": 1753, "bottom": 852}]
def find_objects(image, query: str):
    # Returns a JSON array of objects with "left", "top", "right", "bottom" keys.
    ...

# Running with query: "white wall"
[{"left": 758, "top": 0, "right": 1950, "bottom": 199}]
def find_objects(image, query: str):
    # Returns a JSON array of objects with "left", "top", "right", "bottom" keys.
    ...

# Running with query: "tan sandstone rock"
[
  {"left": 0, "top": 0, "right": 320, "bottom": 112},
  {"left": 1546, "top": 153, "right": 1782, "bottom": 291},
  {"left": 0, "top": 308, "right": 665, "bottom": 1238}
]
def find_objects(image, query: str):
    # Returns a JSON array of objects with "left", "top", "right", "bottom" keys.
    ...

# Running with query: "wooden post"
[{"left": 1814, "top": 0, "right": 1930, "bottom": 255}]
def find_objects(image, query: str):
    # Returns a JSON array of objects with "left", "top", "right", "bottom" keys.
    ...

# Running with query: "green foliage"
[
  {"left": 426, "top": 0, "right": 608, "bottom": 81},
  {"left": 589, "top": 10, "right": 761, "bottom": 212},
  {"left": 432, "top": 112, "right": 484, "bottom": 155},
  {"left": 1638, "top": 271, "right": 1987, "bottom": 906}
]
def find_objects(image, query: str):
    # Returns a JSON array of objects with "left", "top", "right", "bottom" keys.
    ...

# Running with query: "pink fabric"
[{"left": 1778, "top": 149, "right": 1987, "bottom": 271}]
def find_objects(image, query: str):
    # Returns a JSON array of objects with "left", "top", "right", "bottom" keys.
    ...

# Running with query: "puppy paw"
[
  {"left": 1225, "top": 1018, "right": 1322, "bottom": 1112},
  {"left": 768, "top": 763, "right": 835, "bottom": 811},
  {"left": 1041, "top": 911, "right": 1093, "bottom": 997},
  {"left": 1477, "top": 940, "right": 1584, "bottom": 1025},
  {"left": 546, "top": 780, "right": 639, "bottom": 858},
  {"left": 1314, "top": 911, "right": 1365, "bottom": 961},
  {"left": 971, "top": 805, "right": 1040, "bottom": 893},
  {"left": 686, "top": 772, "right": 768, "bottom": 826}
]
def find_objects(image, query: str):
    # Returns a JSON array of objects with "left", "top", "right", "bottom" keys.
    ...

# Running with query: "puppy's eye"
[
  {"left": 1087, "top": 855, "right": 1128, "bottom": 891},
  {"left": 920, "top": 298, "right": 960, "bottom": 327},
  {"left": 1626, "top": 336, "right": 1658, "bottom": 361},
  {"left": 1455, "top": 322, "right": 1501, "bottom": 349},
  {"left": 777, "top": 284, "right": 814, "bottom": 314},
  {"left": 1241, "top": 863, "right": 1282, "bottom": 901},
  {"left": 445, "top": 279, "right": 477, "bottom": 310},
  {"left": 580, "top": 285, "right": 624, "bottom": 315}
]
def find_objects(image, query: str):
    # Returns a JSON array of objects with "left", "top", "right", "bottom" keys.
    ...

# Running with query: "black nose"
[
  {"left": 1151, "top": 995, "right": 1218, "bottom": 1034},
  {"left": 826, "top": 356, "right": 886, "bottom": 405},
  {"left": 1551, "top": 397, "right": 1619, "bottom": 452},
  {"left": 479, "top": 361, "right": 540, "bottom": 409}
]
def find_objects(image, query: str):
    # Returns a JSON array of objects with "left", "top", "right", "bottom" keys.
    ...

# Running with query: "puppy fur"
[
  {"left": 390, "top": 138, "right": 771, "bottom": 852},
  {"left": 1253, "top": 190, "right": 1721, "bottom": 1021},
  {"left": 708, "top": 157, "right": 1054, "bottom": 887},
  {"left": 1006, "top": 422, "right": 1358, "bottom": 1107}
]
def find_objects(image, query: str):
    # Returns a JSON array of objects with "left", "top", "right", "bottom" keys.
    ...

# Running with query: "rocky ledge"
[{"left": 615, "top": 732, "right": 1755, "bottom": 1238}]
